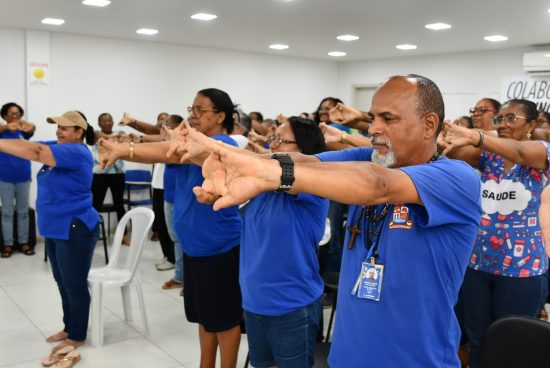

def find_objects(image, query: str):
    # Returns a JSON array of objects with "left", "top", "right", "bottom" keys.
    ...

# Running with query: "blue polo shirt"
[
  {"left": 316, "top": 147, "right": 481, "bottom": 368},
  {"left": 241, "top": 191, "right": 328, "bottom": 315},
  {"left": 36, "top": 142, "right": 99, "bottom": 239},
  {"left": 173, "top": 135, "right": 241, "bottom": 257},
  {"left": 0, "top": 130, "right": 32, "bottom": 183}
]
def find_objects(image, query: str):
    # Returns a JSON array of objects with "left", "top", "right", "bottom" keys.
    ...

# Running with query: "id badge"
[{"left": 354, "top": 261, "right": 384, "bottom": 301}]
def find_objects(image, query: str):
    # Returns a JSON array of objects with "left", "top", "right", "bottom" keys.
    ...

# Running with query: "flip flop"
[
  {"left": 52, "top": 350, "right": 81, "bottom": 368},
  {"left": 20, "top": 244, "right": 35, "bottom": 256},
  {"left": 41, "top": 346, "right": 75, "bottom": 367}
]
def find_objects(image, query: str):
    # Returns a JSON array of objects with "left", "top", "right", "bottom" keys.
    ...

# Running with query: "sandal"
[
  {"left": 20, "top": 244, "right": 35, "bottom": 256},
  {"left": 41, "top": 346, "right": 75, "bottom": 367},
  {"left": 52, "top": 350, "right": 80, "bottom": 368},
  {"left": 1, "top": 245, "right": 13, "bottom": 258}
]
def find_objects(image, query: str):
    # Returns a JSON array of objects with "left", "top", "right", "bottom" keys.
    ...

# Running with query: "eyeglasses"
[
  {"left": 187, "top": 106, "right": 219, "bottom": 118},
  {"left": 493, "top": 114, "right": 526, "bottom": 125},
  {"left": 267, "top": 135, "right": 297, "bottom": 148},
  {"left": 6, "top": 111, "right": 21, "bottom": 117},
  {"left": 469, "top": 107, "right": 495, "bottom": 114}
]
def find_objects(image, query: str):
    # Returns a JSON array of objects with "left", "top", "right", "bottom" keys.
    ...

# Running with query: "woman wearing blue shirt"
[
  {"left": 0, "top": 102, "right": 36, "bottom": 257},
  {"left": 0, "top": 110, "right": 99, "bottom": 352},
  {"left": 240, "top": 117, "right": 328, "bottom": 368},
  {"left": 98, "top": 89, "right": 243, "bottom": 368}
]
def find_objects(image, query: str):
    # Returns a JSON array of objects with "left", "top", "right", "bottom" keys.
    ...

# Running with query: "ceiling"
[{"left": 1, "top": 0, "right": 550, "bottom": 61}]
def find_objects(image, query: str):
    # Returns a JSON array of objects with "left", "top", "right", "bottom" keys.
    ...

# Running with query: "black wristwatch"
[{"left": 271, "top": 154, "right": 295, "bottom": 192}]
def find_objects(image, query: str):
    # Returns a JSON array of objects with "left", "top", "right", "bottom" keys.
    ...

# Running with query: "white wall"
[
  {"left": 0, "top": 29, "right": 25, "bottom": 108},
  {"left": 48, "top": 32, "right": 340, "bottom": 129},
  {"left": 337, "top": 47, "right": 528, "bottom": 120}
]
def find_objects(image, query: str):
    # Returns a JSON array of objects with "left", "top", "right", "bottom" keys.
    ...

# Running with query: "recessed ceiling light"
[
  {"left": 190, "top": 13, "right": 217, "bottom": 21},
  {"left": 328, "top": 51, "right": 346, "bottom": 57},
  {"left": 544, "top": 54, "right": 550, "bottom": 58},
  {"left": 425, "top": 23, "right": 451, "bottom": 30},
  {"left": 269, "top": 44, "right": 289, "bottom": 50},
  {"left": 484, "top": 35, "right": 508, "bottom": 42},
  {"left": 41, "top": 18, "right": 65, "bottom": 26},
  {"left": 82, "top": 0, "right": 111, "bottom": 6},
  {"left": 396, "top": 44, "right": 417, "bottom": 50},
  {"left": 337, "top": 34, "right": 359, "bottom": 41},
  {"left": 136, "top": 28, "right": 158, "bottom": 35}
]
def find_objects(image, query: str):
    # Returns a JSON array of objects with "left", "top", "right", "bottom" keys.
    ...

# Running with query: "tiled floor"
[{"left": 0, "top": 237, "right": 253, "bottom": 368}]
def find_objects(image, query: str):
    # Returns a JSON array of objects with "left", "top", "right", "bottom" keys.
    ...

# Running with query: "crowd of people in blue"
[{"left": 0, "top": 74, "right": 549, "bottom": 368}]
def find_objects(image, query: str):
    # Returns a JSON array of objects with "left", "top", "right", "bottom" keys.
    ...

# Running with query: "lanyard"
[{"left": 363, "top": 204, "right": 390, "bottom": 263}]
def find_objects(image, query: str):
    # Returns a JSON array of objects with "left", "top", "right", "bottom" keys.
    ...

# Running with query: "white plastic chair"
[{"left": 87, "top": 207, "right": 155, "bottom": 347}]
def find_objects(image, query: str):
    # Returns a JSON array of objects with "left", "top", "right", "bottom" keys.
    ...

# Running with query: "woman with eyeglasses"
[
  {"left": 0, "top": 102, "right": 36, "bottom": 258},
  {"left": 238, "top": 117, "right": 328, "bottom": 367},
  {"left": 170, "top": 116, "right": 328, "bottom": 367},
  {"left": 441, "top": 98, "right": 550, "bottom": 368},
  {"left": 469, "top": 98, "right": 501, "bottom": 132},
  {"left": 98, "top": 88, "right": 243, "bottom": 368}
]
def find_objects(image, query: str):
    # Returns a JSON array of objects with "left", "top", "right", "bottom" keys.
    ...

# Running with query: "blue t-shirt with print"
[
  {"left": 0, "top": 130, "right": 32, "bottom": 183},
  {"left": 241, "top": 191, "right": 328, "bottom": 315},
  {"left": 173, "top": 135, "right": 241, "bottom": 257},
  {"left": 469, "top": 141, "right": 550, "bottom": 277},
  {"left": 316, "top": 147, "right": 481, "bottom": 368},
  {"left": 37, "top": 142, "right": 99, "bottom": 239}
]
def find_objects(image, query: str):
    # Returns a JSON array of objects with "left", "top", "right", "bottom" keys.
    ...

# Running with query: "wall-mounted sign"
[
  {"left": 29, "top": 62, "right": 48, "bottom": 85},
  {"left": 501, "top": 76, "right": 550, "bottom": 112}
]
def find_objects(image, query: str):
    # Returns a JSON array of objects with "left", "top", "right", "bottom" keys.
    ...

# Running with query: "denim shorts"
[{"left": 245, "top": 297, "right": 322, "bottom": 368}]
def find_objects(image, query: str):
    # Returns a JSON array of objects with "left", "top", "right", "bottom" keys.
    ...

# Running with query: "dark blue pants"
[
  {"left": 46, "top": 218, "right": 99, "bottom": 341},
  {"left": 463, "top": 267, "right": 548, "bottom": 368},
  {"left": 244, "top": 297, "right": 322, "bottom": 368}
]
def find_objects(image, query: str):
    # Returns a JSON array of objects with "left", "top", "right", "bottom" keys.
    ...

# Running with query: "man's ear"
[{"left": 424, "top": 112, "right": 439, "bottom": 140}]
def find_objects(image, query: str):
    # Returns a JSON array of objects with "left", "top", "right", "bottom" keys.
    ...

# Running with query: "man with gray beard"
[{"left": 169, "top": 74, "right": 482, "bottom": 367}]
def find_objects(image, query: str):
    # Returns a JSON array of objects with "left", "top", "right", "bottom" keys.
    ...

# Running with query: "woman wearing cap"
[{"left": 0, "top": 110, "right": 98, "bottom": 353}]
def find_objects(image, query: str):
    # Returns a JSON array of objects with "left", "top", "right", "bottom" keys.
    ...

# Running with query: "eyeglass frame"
[
  {"left": 469, "top": 106, "right": 495, "bottom": 114},
  {"left": 187, "top": 105, "right": 219, "bottom": 118},
  {"left": 267, "top": 135, "right": 297, "bottom": 147},
  {"left": 492, "top": 114, "right": 527, "bottom": 125}
]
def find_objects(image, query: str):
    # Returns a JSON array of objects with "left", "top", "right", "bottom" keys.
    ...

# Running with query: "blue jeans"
[
  {"left": 0, "top": 181, "right": 30, "bottom": 245},
  {"left": 245, "top": 297, "right": 322, "bottom": 368},
  {"left": 463, "top": 267, "right": 548, "bottom": 368},
  {"left": 164, "top": 201, "right": 183, "bottom": 283},
  {"left": 46, "top": 218, "right": 99, "bottom": 341}
]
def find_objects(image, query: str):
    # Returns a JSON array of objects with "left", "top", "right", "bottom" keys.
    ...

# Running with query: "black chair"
[
  {"left": 322, "top": 271, "right": 339, "bottom": 342},
  {"left": 478, "top": 315, "right": 550, "bottom": 368},
  {"left": 98, "top": 203, "right": 117, "bottom": 237},
  {"left": 44, "top": 216, "right": 109, "bottom": 265},
  {"left": 124, "top": 169, "right": 153, "bottom": 209},
  {"left": 313, "top": 341, "right": 331, "bottom": 368}
]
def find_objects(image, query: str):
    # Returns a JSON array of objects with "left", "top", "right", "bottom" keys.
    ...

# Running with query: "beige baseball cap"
[{"left": 47, "top": 111, "right": 88, "bottom": 130}]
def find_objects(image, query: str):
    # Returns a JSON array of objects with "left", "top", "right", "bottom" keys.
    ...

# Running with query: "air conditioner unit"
[{"left": 523, "top": 51, "right": 550, "bottom": 74}]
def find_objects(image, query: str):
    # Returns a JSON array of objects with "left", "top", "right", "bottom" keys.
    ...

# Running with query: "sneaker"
[
  {"left": 162, "top": 279, "right": 182, "bottom": 289},
  {"left": 155, "top": 257, "right": 167, "bottom": 267},
  {"left": 156, "top": 259, "right": 175, "bottom": 271}
]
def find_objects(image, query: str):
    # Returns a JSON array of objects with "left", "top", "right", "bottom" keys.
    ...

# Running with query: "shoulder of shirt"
[{"left": 212, "top": 134, "right": 238, "bottom": 147}]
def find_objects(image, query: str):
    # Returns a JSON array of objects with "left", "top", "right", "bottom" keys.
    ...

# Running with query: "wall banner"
[{"left": 501, "top": 75, "right": 550, "bottom": 112}]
